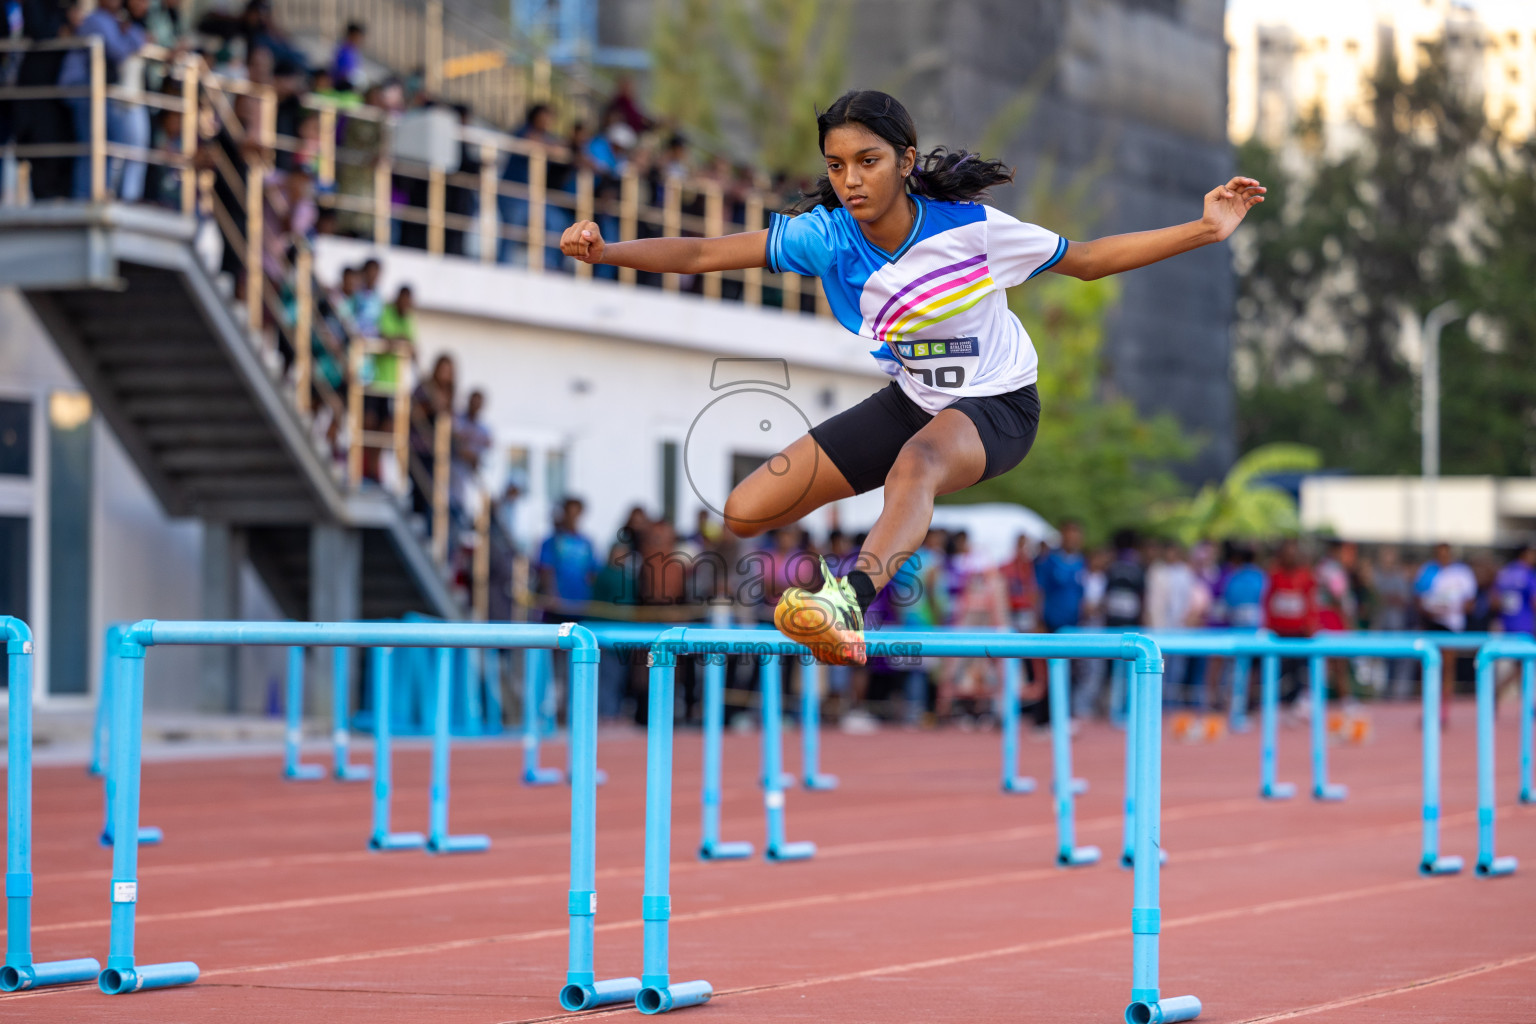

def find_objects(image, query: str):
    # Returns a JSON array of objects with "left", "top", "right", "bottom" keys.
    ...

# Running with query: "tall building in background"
[
  {"left": 1228, "top": 0, "right": 1536, "bottom": 148},
  {"left": 588, "top": 0, "right": 1238, "bottom": 481}
]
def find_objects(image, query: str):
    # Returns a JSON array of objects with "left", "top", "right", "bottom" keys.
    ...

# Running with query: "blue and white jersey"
[{"left": 766, "top": 196, "right": 1065, "bottom": 414}]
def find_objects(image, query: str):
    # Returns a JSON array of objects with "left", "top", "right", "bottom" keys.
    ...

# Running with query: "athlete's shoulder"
[{"left": 918, "top": 197, "right": 989, "bottom": 230}]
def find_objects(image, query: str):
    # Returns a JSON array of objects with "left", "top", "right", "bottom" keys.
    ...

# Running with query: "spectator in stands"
[
  {"left": 61, "top": 0, "right": 149, "bottom": 201},
  {"left": 409, "top": 352, "right": 455, "bottom": 520},
  {"left": 1496, "top": 543, "right": 1536, "bottom": 637},
  {"left": 237, "top": 0, "right": 304, "bottom": 73},
  {"left": 1076, "top": 545, "right": 1111, "bottom": 716},
  {"left": 1265, "top": 538, "right": 1318, "bottom": 708},
  {"left": 890, "top": 528, "right": 948, "bottom": 726},
  {"left": 1222, "top": 544, "right": 1267, "bottom": 628},
  {"left": 538, "top": 497, "right": 599, "bottom": 618},
  {"left": 1102, "top": 528, "right": 1147, "bottom": 629},
  {"left": 592, "top": 540, "right": 640, "bottom": 719},
  {"left": 6, "top": 0, "right": 74, "bottom": 200},
  {"left": 445, "top": 104, "right": 480, "bottom": 257},
  {"left": 1036, "top": 520, "right": 1085, "bottom": 633},
  {"left": 451, "top": 388, "right": 492, "bottom": 519},
  {"left": 334, "top": 83, "right": 386, "bottom": 237},
  {"left": 603, "top": 74, "right": 652, "bottom": 134},
  {"left": 1416, "top": 542, "right": 1476, "bottom": 720},
  {"left": 587, "top": 115, "right": 635, "bottom": 178},
  {"left": 1368, "top": 545, "right": 1414, "bottom": 695},
  {"left": 261, "top": 166, "right": 315, "bottom": 279},
  {"left": 352, "top": 257, "right": 383, "bottom": 335},
  {"left": 498, "top": 102, "right": 560, "bottom": 265},
  {"left": 1147, "top": 541, "right": 1202, "bottom": 705},
  {"left": 331, "top": 20, "right": 365, "bottom": 90}
]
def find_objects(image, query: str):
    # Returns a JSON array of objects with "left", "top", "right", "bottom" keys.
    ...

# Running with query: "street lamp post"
[{"left": 1420, "top": 300, "right": 1462, "bottom": 543}]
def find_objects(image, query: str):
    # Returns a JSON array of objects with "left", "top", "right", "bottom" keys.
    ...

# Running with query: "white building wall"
[{"left": 0, "top": 288, "right": 283, "bottom": 710}]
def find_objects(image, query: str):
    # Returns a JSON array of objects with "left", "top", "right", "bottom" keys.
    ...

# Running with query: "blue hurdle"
[
  {"left": 90, "top": 620, "right": 594, "bottom": 997},
  {"left": 94, "top": 624, "right": 163, "bottom": 847},
  {"left": 368, "top": 647, "right": 425, "bottom": 851},
  {"left": 1472, "top": 636, "right": 1535, "bottom": 876},
  {"left": 998, "top": 659, "right": 1038, "bottom": 793},
  {"left": 330, "top": 647, "right": 371, "bottom": 781},
  {"left": 283, "top": 647, "right": 325, "bottom": 780},
  {"left": 580, "top": 627, "right": 1199, "bottom": 1023},
  {"left": 522, "top": 648, "right": 564, "bottom": 784},
  {"left": 1, "top": 616, "right": 102, "bottom": 993}
]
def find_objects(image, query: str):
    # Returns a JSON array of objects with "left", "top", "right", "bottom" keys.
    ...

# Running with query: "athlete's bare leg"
[
  {"left": 723, "top": 433, "right": 856, "bottom": 538},
  {"left": 859, "top": 409, "right": 987, "bottom": 590}
]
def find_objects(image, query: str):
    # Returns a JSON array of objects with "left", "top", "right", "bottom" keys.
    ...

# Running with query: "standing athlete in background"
[{"left": 562, "top": 90, "right": 1264, "bottom": 665}]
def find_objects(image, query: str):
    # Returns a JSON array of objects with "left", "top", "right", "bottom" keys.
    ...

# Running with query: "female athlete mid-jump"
[{"left": 561, "top": 89, "right": 1264, "bottom": 665}]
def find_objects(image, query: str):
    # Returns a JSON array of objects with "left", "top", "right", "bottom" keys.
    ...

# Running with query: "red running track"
[{"left": 4, "top": 699, "right": 1534, "bottom": 1023}]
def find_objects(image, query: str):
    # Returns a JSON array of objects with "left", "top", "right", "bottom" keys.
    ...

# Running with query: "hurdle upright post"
[
  {"left": 331, "top": 647, "right": 370, "bottom": 781},
  {"left": 522, "top": 647, "right": 563, "bottom": 784},
  {"left": 1417, "top": 645, "right": 1462, "bottom": 874},
  {"left": 1229, "top": 655, "right": 1253, "bottom": 733},
  {"left": 1124, "top": 637, "right": 1201, "bottom": 1024},
  {"left": 2, "top": 617, "right": 101, "bottom": 993},
  {"left": 427, "top": 647, "right": 490, "bottom": 853},
  {"left": 559, "top": 626, "right": 641, "bottom": 1011},
  {"left": 368, "top": 647, "right": 425, "bottom": 851},
  {"left": 699, "top": 640, "right": 752, "bottom": 860},
  {"left": 96, "top": 625, "right": 163, "bottom": 847},
  {"left": 284, "top": 647, "right": 323, "bottom": 780},
  {"left": 1520, "top": 658, "right": 1534, "bottom": 805},
  {"left": 1309, "top": 656, "right": 1346, "bottom": 800},
  {"left": 999, "top": 659, "right": 1037, "bottom": 794},
  {"left": 760, "top": 653, "right": 815, "bottom": 862},
  {"left": 1049, "top": 659, "right": 1099, "bottom": 867},
  {"left": 98, "top": 631, "right": 199, "bottom": 994},
  {"left": 1258, "top": 654, "right": 1294, "bottom": 799},
  {"left": 635, "top": 642, "right": 712, "bottom": 1014},
  {"left": 799, "top": 660, "right": 838, "bottom": 790},
  {"left": 1474, "top": 650, "right": 1517, "bottom": 877},
  {"left": 89, "top": 623, "right": 123, "bottom": 777}
]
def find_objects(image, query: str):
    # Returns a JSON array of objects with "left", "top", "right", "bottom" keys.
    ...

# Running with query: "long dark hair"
[{"left": 793, "top": 90, "right": 1014, "bottom": 213}]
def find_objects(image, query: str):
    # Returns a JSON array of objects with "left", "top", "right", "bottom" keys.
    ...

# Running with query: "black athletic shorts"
[{"left": 809, "top": 381, "right": 1040, "bottom": 494}]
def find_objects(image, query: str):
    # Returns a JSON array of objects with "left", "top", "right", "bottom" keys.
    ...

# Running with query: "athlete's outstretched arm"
[
  {"left": 559, "top": 220, "right": 769, "bottom": 274},
  {"left": 1050, "top": 176, "right": 1265, "bottom": 281}
]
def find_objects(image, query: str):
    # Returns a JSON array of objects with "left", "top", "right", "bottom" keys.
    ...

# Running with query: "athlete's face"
[{"left": 821, "top": 125, "right": 916, "bottom": 224}]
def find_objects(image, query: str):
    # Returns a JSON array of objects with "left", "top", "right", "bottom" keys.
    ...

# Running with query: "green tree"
[
  {"left": 646, "top": 0, "right": 850, "bottom": 178},
  {"left": 1153, "top": 443, "right": 1320, "bottom": 544},
  {"left": 1232, "top": 42, "right": 1533, "bottom": 475}
]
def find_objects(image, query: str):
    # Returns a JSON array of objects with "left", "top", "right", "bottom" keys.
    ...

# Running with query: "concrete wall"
[
  {"left": 0, "top": 288, "right": 284, "bottom": 710},
  {"left": 1301, "top": 475, "right": 1536, "bottom": 546}
]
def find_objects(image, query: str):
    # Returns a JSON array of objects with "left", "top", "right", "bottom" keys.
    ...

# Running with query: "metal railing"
[{"left": 0, "top": 39, "right": 497, "bottom": 616}]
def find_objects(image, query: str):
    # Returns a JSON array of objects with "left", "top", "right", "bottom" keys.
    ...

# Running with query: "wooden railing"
[{"left": 0, "top": 39, "right": 495, "bottom": 617}]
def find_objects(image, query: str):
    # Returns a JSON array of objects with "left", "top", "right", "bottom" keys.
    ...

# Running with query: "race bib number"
[
  {"left": 893, "top": 337, "right": 980, "bottom": 389},
  {"left": 1502, "top": 590, "right": 1524, "bottom": 615},
  {"left": 1271, "top": 592, "right": 1306, "bottom": 618}
]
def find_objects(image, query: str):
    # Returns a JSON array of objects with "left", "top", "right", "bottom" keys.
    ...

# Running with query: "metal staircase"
[{"left": 0, "top": 201, "right": 461, "bottom": 623}]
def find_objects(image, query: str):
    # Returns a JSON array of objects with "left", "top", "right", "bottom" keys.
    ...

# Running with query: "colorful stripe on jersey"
[{"left": 871, "top": 254, "right": 994, "bottom": 341}]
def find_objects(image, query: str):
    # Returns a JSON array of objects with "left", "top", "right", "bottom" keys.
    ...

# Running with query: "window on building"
[
  {"left": 0, "top": 516, "right": 28, "bottom": 692},
  {"left": 659, "top": 441, "right": 678, "bottom": 528},
  {"left": 731, "top": 452, "right": 767, "bottom": 489},
  {"left": 0, "top": 399, "right": 31, "bottom": 477},
  {"left": 47, "top": 392, "right": 92, "bottom": 696}
]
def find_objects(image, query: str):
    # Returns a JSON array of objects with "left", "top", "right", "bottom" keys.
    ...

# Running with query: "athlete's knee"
[
  {"left": 722, "top": 489, "right": 767, "bottom": 539},
  {"left": 885, "top": 437, "right": 945, "bottom": 491}
]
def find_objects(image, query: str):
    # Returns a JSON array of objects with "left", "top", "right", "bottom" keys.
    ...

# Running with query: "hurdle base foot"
[
  {"left": 285, "top": 764, "right": 325, "bottom": 781},
  {"left": 98, "top": 961, "right": 200, "bottom": 994},
  {"left": 523, "top": 766, "right": 564, "bottom": 786},
  {"left": 1125, "top": 994, "right": 1202, "bottom": 1024},
  {"left": 1261, "top": 782, "right": 1296, "bottom": 800},
  {"left": 766, "top": 840, "right": 816, "bottom": 862},
  {"left": 1419, "top": 854, "right": 1463, "bottom": 876},
  {"left": 427, "top": 833, "right": 491, "bottom": 854},
  {"left": 803, "top": 773, "right": 839, "bottom": 791},
  {"left": 1476, "top": 855, "right": 1518, "bottom": 877},
  {"left": 1058, "top": 845, "right": 1101, "bottom": 868},
  {"left": 699, "top": 840, "right": 754, "bottom": 861},
  {"left": 1312, "top": 783, "right": 1348, "bottom": 802},
  {"left": 560, "top": 976, "right": 643, "bottom": 1011},
  {"left": 369, "top": 831, "right": 427, "bottom": 851},
  {"left": 333, "top": 764, "right": 371, "bottom": 781},
  {"left": 1519, "top": 790, "right": 1533, "bottom": 805},
  {"left": 0, "top": 957, "right": 101, "bottom": 992},
  {"left": 1003, "top": 775, "right": 1037, "bottom": 794},
  {"left": 637, "top": 980, "right": 712, "bottom": 1014},
  {"left": 1120, "top": 847, "right": 1170, "bottom": 869},
  {"left": 100, "top": 825, "right": 163, "bottom": 847}
]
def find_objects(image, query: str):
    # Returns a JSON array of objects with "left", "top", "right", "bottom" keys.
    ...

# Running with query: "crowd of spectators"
[{"left": 522, "top": 503, "right": 1536, "bottom": 732}]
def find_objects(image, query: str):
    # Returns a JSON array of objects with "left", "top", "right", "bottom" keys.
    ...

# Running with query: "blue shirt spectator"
[
  {"left": 1222, "top": 554, "right": 1268, "bottom": 628},
  {"left": 1036, "top": 521, "right": 1086, "bottom": 631},
  {"left": 538, "top": 498, "right": 598, "bottom": 609}
]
